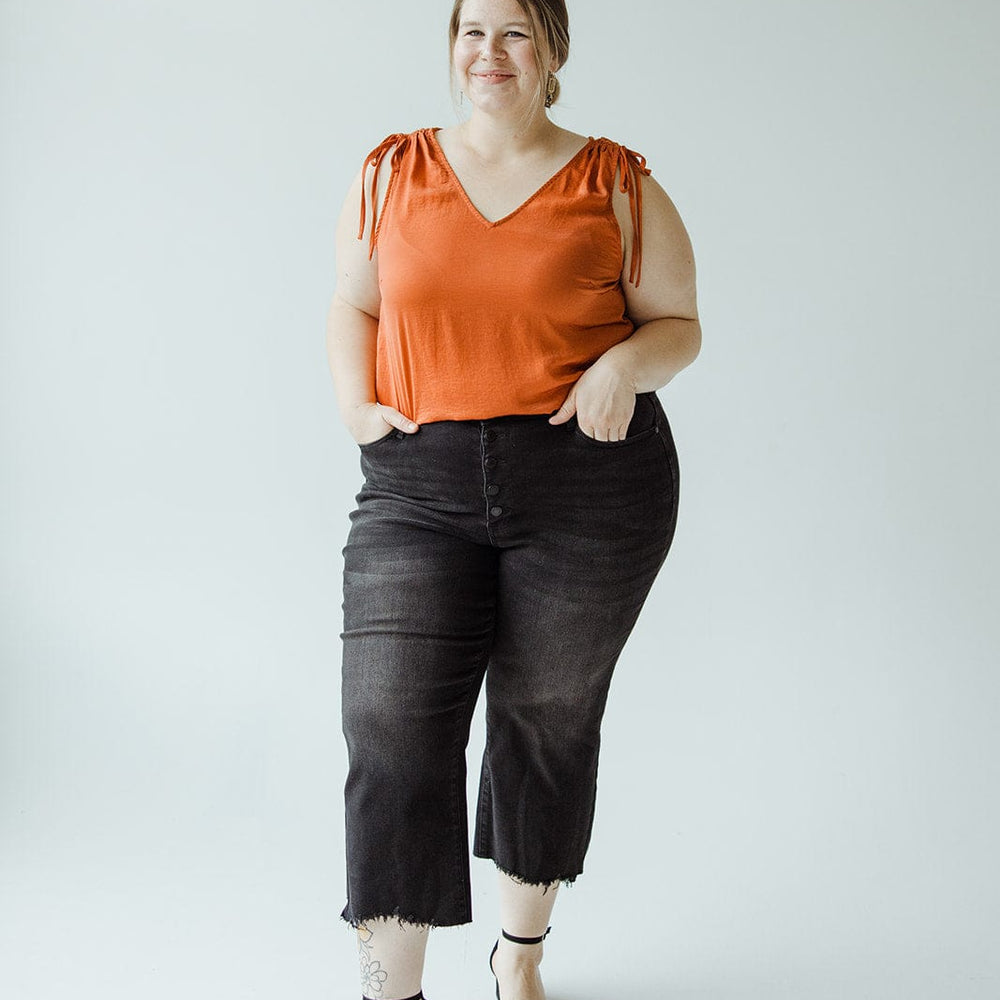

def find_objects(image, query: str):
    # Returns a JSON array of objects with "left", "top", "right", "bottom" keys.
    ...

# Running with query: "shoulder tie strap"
[
  {"left": 357, "top": 132, "right": 411, "bottom": 260},
  {"left": 614, "top": 144, "right": 652, "bottom": 287}
]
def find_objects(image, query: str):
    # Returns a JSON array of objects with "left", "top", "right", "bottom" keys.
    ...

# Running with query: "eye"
[
  {"left": 465, "top": 29, "right": 484, "bottom": 36},
  {"left": 506, "top": 31, "right": 528, "bottom": 37}
]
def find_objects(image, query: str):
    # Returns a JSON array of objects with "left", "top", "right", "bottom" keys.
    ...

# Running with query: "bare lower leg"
[
  {"left": 492, "top": 870, "right": 560, "bottom": 1000},
  {"left": 356, "top": 918, "right": 429, "bottom": 999}
]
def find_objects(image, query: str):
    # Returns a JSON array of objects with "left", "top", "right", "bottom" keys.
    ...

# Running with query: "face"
[{"left": 453, "top": 0, "right": 555, "bottom": 115}]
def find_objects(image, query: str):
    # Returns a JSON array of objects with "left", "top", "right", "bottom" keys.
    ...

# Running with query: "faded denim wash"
[{"left": 340, "top": 391, "right": 679, "bottom": 927}]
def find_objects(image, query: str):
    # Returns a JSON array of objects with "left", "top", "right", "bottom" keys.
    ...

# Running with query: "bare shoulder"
[
  {"left": 358, "top": 133, "right": 411, "bottom": 208},
  {"left": 611, "top": 162, "right": 698, "bottom": 323},
  {"left": 628, "top": 174, "right": 693, "bottom": 258},
  {"left": 334, "top": 135, "right": 409, "bottom": 317},
  {"left": 344, "top": 130, "right": 420, "bottom": 251}
]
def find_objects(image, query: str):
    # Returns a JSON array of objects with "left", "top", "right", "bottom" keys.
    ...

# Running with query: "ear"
[{"left": 545, "top": 40, "right": 561, "bottom": 72}]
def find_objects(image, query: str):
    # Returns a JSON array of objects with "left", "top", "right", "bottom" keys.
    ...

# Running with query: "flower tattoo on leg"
[{"left": 358, "top": 924, "right": 388, "bottom": 997}]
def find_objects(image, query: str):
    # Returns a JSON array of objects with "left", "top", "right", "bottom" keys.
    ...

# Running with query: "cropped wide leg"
[{"left": 340, "top": 393, "right": 679, "bottom": 927}]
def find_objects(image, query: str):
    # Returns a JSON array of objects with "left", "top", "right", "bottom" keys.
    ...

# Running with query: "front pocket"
[
  {"left": 571, "top": 392, "right": 659, "bottom": 448},
  {"left": 357, "top": 428, "right": 400, "bottom": 452},
  {"left": 572, "top": 423, "right": 659, "bottom": 448}
]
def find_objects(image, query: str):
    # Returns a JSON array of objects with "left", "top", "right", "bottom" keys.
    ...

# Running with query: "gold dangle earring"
[{"left": 544, "top": 73, "right": 556, "bottom": 108}]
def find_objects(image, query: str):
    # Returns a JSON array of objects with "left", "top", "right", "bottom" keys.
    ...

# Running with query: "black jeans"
[{"left": 340, "top": 391, "right": 679, "bottom": 927}]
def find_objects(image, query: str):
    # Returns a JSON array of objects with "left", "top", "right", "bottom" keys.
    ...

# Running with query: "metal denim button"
[
  {"left": 490, "top": 506, "right": 503, "bottom": 517},
  {"left": 484, "top": 429, "right": 498, "bottom": 443},
  {"left": 484, "top": 457, "right": 498, "bottom": 469},
  {"left": 486, "top": 485, "right": 500, "bottom": 496}
]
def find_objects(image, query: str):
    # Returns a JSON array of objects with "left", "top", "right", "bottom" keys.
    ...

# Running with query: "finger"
[
  {"left": 547, "top": 386, "right": 577, "bottom": 425},
  {"left": 601, "top": 412, "right": 633, "bottom": 442},
  {"left": 376, "top": 404, "right": 420, "bottom": 433}
]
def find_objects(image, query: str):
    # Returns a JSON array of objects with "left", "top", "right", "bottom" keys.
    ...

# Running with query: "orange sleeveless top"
[{"left": 358, "top": 127, "right": 651, "bottom": 423}]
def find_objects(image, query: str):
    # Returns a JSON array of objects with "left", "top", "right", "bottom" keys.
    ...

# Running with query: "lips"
[{"left": 474, "top": 72, "right": 515, "bottom": 83}]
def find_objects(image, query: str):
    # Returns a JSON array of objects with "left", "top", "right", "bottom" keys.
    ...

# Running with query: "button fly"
[{"left": 481, "top": 423, "right": 509, "bottom": 533}]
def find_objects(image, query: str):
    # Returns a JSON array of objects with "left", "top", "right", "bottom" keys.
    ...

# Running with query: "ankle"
[{"left": 495, "top": 937, "right": 544, "bottom": 970}]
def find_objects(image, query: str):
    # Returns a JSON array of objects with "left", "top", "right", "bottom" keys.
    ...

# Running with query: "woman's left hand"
[{"left": 548, "top": 356, "right": 637, "bottom": 441}]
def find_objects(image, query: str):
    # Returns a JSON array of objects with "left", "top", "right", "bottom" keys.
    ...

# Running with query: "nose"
[{"left": 480, "top": 36, "right": 507, "bottom": 60}]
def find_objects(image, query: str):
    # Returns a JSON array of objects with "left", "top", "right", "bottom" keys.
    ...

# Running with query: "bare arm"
[
  {"left": 325, "top": 160, "right": 418, "bottom": 444},
  {"left": 549, "top": 172, "right": 701, "bottom": 440}
]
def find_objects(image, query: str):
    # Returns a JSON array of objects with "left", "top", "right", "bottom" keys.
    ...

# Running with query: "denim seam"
[
  {"left": 657, "top": 422, "right": 679, "bottom": 503},
  {"left": 655, "top": 419, "right": 680, "bottom": 553},
  {"left": 447, "top": 654, "right": 486, "bottom": 924},
  {"left": 474, "top": 724, "right": 492, "bottom": 851}
]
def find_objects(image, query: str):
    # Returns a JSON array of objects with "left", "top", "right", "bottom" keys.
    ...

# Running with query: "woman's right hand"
[{"left": 347, "top": 401, "right": 420, "bottom": 446}]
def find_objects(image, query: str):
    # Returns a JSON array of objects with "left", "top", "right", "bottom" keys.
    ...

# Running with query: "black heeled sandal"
[
  {"left": 363, "top": 993, "right": 424, "bottom": 1000},
  {"left": 488, "top": 926, "right": 552, "bottom": 1000}
]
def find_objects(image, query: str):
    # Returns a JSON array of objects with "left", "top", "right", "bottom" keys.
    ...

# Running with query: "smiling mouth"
[{"left": 475, "top": 73, "right": 515, "bottom": 82}]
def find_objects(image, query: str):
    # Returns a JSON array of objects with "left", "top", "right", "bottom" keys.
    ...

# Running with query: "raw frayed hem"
[
  {"left": 489, "top": 858, "right": 579, "bottom": 892},
  {"left": 340, "top": 908, "right": 458, "bottom": 931}
]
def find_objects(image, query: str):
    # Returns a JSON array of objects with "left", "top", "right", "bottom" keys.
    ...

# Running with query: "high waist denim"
[{"left": 340, "top": 392, "right": 679, "bottom": 927}]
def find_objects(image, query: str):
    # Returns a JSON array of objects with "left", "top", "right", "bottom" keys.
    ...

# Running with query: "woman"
[{"left": 325, "top": 1, "right": 700, "bottom": 997}]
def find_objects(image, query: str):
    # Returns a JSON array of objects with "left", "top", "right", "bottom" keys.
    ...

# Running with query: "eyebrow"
[{"left": 459, "top": 20, "right": 532, "bottom": 29}]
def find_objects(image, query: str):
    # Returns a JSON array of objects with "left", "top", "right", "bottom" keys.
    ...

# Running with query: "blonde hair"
[{"left": 449, "top": 0, "right": 570, "bottom": 109}]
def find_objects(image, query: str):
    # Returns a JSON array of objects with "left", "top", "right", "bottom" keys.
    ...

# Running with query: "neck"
[{"left": 459, "top": 109, "right": 558, "bottom": 160}]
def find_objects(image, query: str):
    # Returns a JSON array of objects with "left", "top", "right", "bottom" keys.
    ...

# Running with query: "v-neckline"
[{"left": 428, "top": 128, "right": 595, "bottom": 228}]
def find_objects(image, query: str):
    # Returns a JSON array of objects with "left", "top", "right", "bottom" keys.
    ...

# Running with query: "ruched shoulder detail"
[
  {"left": 357, "top": 132, "right": 415, "bottom": 260},
  {"left": 593, "top": 138, "right": 653, "bottom": 287}
]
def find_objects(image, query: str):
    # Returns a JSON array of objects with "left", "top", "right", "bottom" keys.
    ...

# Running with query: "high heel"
[{"left": 488, "top": 926, "right": 551, "bottom": 1000}]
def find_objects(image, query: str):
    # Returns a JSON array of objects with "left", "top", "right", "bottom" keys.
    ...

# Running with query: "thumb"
[
  {"left": 377, "top": 403, "right": 420, "bottom": 433},
  {"left": 548, "top": 386, "right": 578, "bottom": 425}
]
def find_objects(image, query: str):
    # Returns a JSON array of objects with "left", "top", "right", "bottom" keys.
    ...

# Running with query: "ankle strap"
[{"left": 501, "top": 925, "right": 551, "bottom": 945}]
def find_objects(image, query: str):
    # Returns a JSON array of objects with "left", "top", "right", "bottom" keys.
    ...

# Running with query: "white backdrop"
[{"left": 2, "top": 1, "right": 998, "bottom": 998}]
